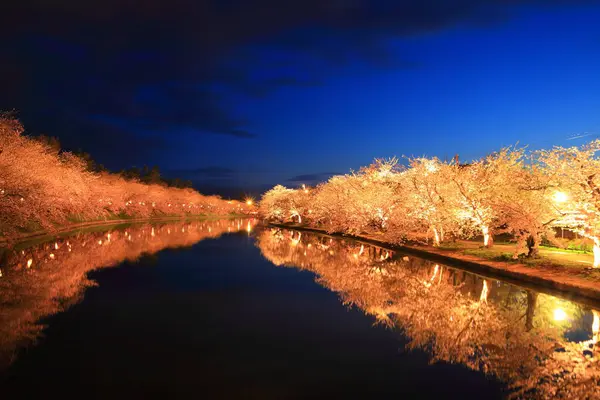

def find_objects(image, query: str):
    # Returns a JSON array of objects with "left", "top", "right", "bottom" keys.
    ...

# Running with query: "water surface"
[{"left": 1, "top": 221, "right": 598, "bottom": 399}]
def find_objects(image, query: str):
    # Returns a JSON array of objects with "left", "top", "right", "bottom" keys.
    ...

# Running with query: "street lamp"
[
  {"left": 553, "top": 191, "right": 568, "bottom": 204},
  {"left": 553, "top": 308, "right": 567, "bottom": 321}
]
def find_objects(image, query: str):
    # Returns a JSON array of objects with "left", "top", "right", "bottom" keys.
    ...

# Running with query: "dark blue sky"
[{"left": 2, "top": 1, "right": 600, "bottom": 196}]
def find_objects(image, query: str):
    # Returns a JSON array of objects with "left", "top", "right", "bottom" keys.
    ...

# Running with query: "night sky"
[{"left": 2, "top": 1, "right": 600, "bottom": 196}]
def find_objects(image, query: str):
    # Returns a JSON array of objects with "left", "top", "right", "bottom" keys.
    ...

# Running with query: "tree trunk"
[
  {"left": 482, "top": 226, "right": 493, "bottom": 248},
  {"left": 291, "top": 211, "right": 302, "bottom": 224},
  {"left": 432, "top": 226, "right": 440, "bottom": 247},
  {"left": 593, "top": 310, "right": 600, "bottom": 348},
  {"left": 527, "top": 233, "right": 540, "bottom": 258},
  {"left": 525, "top": 291, "right": 537, "bottom": 332},
  {"left": 513, "top": 234, "right": 526, "bottom": 259},
  {"left": 594, "top": 237, "right": 600, "bottom": 268}
]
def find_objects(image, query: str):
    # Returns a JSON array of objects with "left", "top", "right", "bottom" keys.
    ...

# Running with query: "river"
[{"left": 0, "top": 219, "right": 598, "bottom": 399}]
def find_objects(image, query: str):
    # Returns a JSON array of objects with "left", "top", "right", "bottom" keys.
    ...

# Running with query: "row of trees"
[
  {"left": 0, "top": 117, "right": 252, "bottom": 239},
  {"left": 260, "top": 141, "right": 600, "bottom": 267}
]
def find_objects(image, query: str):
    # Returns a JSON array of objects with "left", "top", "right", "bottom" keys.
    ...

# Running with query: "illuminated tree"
[
  {"left": 536, "top": 140, "right": 600, "bottom": 267},
  {"left": 490, "top": 150, "right": 560, "bottom": 258},
  {"left": 310, "top": 159, "right": 402, "bottom": 235},
  {"left": 0, "top": 116, "right": 248, "bottom": 239},
  {"left": 259, "top": 185, "right": 309, "bottom": 223},
  {"left": 448, "top": 148, "right": 525, "bottom": 247},
  {"left": 400, "top": 157, "right": 463, "bottom": 246}
]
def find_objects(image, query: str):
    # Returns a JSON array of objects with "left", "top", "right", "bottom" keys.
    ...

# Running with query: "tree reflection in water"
[
  {"left": 0, "top": 218, "right": 257, "bottom": 371},
  {"left": 256, "top": 228, "right": 600, "bottom": 399}
]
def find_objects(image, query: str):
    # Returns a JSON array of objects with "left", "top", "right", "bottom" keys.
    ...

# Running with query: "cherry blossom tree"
[
  {"left": 536, "top": 140, "right": 600, "bottom": 267},
  {"left": 400, "top": 157, "right": 463, "bottom": 246},
  {"left": 0, "top": 116, "right": 247, "bottom": 239},
  {"left": 448, "top": 148, "right": 525, "bottom": 248},
  {"left": 259, "top": 185, "right": 308, "bottom": 223}
]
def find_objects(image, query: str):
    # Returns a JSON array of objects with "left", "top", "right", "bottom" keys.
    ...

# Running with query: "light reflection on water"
[
  {"left": 256, "top": 228, "right": 600, "bottom": 399},
  {"left": 0, "top": 218, "right": 258, "bottom": 370},
  {"left": 2, "top": 221, "right": 600, "bottom": 398}
]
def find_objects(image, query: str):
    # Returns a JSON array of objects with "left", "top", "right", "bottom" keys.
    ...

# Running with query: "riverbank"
[
  {"left": 269, "top": 223, "right": 600, "bottom": 306},
  {"left": 0, "top": 213, "right": 250, "bottom": 249},
  {"left": 1, "top": 117, "right": 255, "bottom": 240}
]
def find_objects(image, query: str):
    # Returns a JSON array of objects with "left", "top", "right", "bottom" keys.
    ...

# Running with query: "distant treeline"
[
  {"left": 33, "top": 135, "right": 194, "bottom": 189},
  {"left": 0, "top": 115, "right": 252, "bottom": 239}
]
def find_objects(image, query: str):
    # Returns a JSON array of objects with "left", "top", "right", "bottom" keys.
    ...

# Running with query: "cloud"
[{"left": 287, "top": 172, "right": 342, "bottom": 183}]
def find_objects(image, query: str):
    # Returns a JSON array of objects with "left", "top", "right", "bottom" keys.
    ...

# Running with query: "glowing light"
[
  {"left": 54, "top": 242, "right": 59, "bottom": 250},
  {"left": 27, "top": 259, "right": 33, "bottom": 268},
  {"left": 553, "top": 308, "right": 567, "bottom": 321},
  {"left": 98, "top": 240, "right": 103, "bottom": 245},
  {"left": 291, "top": 210, "right": 302, "bottom": 223},
  {"left": 553, "top": 191, "right": 568, "bottom": 203},
  {"left": 49, "top": 253, "right": 55, "bottom": 259},
  {"left": 425, "top": 161, "right": 438, "bottom": 174},
  {"left": 246, "top": 199, "right": 253, "bottom": 206}
]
